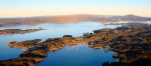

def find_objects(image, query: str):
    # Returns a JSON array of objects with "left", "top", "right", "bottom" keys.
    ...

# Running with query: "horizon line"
[{"left": 0, "top": 14, "right": 150, "bottom": 19}]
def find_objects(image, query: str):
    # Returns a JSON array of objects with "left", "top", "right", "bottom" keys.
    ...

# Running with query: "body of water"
[
  {"left": 36, "top": 44, "right": 118, "bottom": 66},
  {"left": 0, "top": 21, "right": 129, "bottom": 65}
]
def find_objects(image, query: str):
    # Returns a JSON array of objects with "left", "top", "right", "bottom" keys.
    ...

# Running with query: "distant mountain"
[
  {"left": 0, "top": 14, "right": 119, "bottom": 27},
  {"left": 0, "top": 14, "right": 150, "bottom": 27},
  {"left": 89, "top": 17, "right": 120, "bottom": 22},
  {"left": 110, "top": 14, "right": 151, "bottom": 21}
]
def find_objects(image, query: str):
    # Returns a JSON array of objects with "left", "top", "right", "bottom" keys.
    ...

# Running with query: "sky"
[{"left": 0, "top": 0, "right": 151, "bottom": 17}]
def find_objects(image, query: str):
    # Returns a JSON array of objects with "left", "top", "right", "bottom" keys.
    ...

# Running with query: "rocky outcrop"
[
  {"left": 0, "top": 57, "right": 44, "bottom": 66},
  {"left": 8, "top": 39, "right": 42, "bottom": 50}
]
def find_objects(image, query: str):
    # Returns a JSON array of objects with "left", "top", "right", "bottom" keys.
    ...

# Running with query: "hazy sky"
[{"left": 0, "top": 0, "right": 151, "bottom": 17}]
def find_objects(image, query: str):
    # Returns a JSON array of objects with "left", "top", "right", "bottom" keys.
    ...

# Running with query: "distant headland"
[{"left": 0, "top": 14, "right": 151, "bottom": 27}]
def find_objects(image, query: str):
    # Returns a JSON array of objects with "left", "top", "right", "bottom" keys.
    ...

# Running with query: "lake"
[{"left": 0, "top": 21, "right": 129, "bottom": 66}]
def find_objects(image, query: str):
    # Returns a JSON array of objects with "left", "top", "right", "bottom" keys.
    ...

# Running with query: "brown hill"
[
  {"left": 110, "top": 14, "right": 151, "bottom": 21},
  {"left": 0, "top": 14, "right": 119, "bottom": 27}
]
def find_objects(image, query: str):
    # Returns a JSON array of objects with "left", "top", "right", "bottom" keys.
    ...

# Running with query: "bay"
[{"left": 0, "top": 21, "right": 128, "bottom": 65}]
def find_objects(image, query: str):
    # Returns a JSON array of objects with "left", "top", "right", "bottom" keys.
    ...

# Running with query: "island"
[
  {"left": 0, "top": 27, "right": 46, "bottom": 35},
  {"left": 0, "top": 23, "right": 151, "bottom": 66}
]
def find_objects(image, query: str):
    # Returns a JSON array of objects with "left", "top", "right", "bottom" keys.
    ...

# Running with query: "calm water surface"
[
  {"left": 36, "top": 44, "right": 118, "bottom": 66},
  {"left": 0, "top": 21, "right": 128, "bottom": 65}
]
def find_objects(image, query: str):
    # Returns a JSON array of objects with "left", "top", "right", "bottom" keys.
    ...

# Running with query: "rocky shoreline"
[
  {"left": 0, "top": 23, "right": 151, "bottom": 66},
  {"left": 0, "top": 27, "right": 46, "bottom": 35}
]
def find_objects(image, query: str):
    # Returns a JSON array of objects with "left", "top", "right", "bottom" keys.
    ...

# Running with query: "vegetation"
[
  {"left": 0, "top": 27, "right": 46, "bottom": 35},
  {"left": 110, "top": 14, "right": 151, "bottom": 21},
  {"left": 0, "top": 23, "right": 151, "bottom": 66},
  {"left": 0, "top": 14, "right": 121, "bottom": 27},
  {"left": 1, "top": 14, "right": 150, "bottom": 27}
]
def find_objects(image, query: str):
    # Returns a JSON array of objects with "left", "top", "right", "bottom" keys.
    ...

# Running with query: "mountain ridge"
[{"left": 0, "top": 14, "right": 151, "bottom": 27}]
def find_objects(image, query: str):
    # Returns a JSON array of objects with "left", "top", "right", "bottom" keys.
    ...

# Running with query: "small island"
[
  {"left": 0, "top": 27, "right": 46, "bottom": 35},
  {"left": 0, "top": 23, "right": 151, "bottom": 66}
]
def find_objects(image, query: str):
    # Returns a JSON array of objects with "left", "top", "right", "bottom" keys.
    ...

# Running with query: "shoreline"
[
  {"left": 0, "top": 27, "right": 46, "bottom": 35},
  {"left": 0, "top": 23, "right": 151, "bottom": 66}
]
